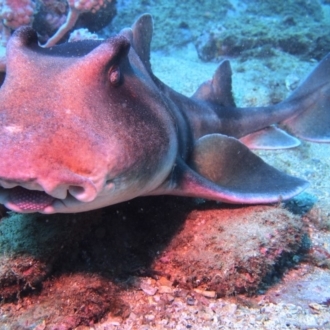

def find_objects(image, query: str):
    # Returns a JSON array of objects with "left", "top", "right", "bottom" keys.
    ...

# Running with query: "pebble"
[
  {"left": 186, "top": 296, "right": 195, "bottom": 305},
  {"left": 285, "top": 73, "right": 300, "bottom": 91},
  {"left": 158, "top": 285, "right": 173, "bottom": 294},
  {"left": 220, "top": 303, "right": 237, "bottom": 316},
  {"left": 144, "top": 314, "right": 155, "bottom": 321},
  {"left": 309, "top": 302, "right": 325, "bottom": 312},
  {"left": 194, "top": 288, "right": 217, "bottom": 298},
  {"left": 140, "top": 279, "right": 158, "bottom": 296}
]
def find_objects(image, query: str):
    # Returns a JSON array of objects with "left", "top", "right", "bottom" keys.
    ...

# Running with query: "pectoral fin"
[{"left": 156, "top": 134, "right": 308, "bottom": 204}]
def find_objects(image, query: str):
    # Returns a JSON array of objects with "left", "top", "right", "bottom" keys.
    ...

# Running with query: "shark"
[{"left": 0, "top": 14, "right": 329, "bottom": 214}]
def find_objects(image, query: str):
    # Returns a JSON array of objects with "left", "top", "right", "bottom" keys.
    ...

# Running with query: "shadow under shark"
[{"left": 0, "top": 14, "right": 329, "bottom": 213}]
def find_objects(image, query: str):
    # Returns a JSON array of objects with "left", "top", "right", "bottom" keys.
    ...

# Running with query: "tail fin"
[{"left": 281, "top": 53, "right": 330, "bottom": 142}]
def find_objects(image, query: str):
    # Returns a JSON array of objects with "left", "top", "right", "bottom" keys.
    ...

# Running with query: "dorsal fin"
[
  {"left": 192, "top": 60, "right": 236, "bottom": 107},
  {"left": 131, "top": 13, "right": 153, "bottom": 73}
]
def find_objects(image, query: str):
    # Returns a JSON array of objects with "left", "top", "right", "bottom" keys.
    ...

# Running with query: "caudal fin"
[{"left": 280, "top": 53, "right": 330, "bottom": 142}]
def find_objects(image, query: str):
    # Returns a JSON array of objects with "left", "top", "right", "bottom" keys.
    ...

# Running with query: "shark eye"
[{"left": 108, "top": 65, "right": 121, "bottom": 86}]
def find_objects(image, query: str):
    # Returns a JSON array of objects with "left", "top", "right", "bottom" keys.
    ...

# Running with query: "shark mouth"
[{"left": 6, "top": 186, "right": 55, "bottom": 211}]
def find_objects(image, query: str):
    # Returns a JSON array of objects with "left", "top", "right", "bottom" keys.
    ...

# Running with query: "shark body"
[{"left": 0, "top": 14, "right": 329, "bottom": 213}]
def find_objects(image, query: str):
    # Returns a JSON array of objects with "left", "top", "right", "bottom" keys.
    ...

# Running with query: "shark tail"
[
  {"left": 193, "top": 53, "right": 330, "bottom": 147},
  {"left": 279, "top": 53, "right": 330, "bottom": 142}
]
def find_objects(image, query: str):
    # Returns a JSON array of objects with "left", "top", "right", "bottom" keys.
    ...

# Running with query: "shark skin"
[{"left": 0, "top": 14, "right": 329, "bottom": 214}]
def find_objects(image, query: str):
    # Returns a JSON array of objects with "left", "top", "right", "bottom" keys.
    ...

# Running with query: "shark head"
[{"left": 0, "top": 26, "right": 177, "bottom": 213}]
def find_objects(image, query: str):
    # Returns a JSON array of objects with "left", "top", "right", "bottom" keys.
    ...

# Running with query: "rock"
[
  {"left": 140, "top": 279, "right": 158, "bottom": 296},
  {"left": 153, "top": 205, "right": 305, "bottom": 297}
]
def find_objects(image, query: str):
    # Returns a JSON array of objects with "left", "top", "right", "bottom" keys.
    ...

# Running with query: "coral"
[
  {"left": 32, "top": 0, "right": 68, "bottom": 43},
  {"left": 42, "top": 0, "right": 114, "bottom": 47},
  {"left": 68, "top": 27, "right": 98, "bottom": 42},
  {"left": 0, "top": 0, "right": 35, "bottom": 71},
  {"left": 0, "top": 0, "right": 35, "bottom": 29},
  {"left": 32, "top": 0, "right": 116, "bottom": 45},
  {"left": 0, "top": 0, "right": 116, "bottom": 71},
  {"left": 0, "top": 0, "right": 35, "bottom": 46}
]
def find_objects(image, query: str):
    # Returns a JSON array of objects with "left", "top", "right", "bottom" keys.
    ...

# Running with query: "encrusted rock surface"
[
  {"left": 194, "top": 1, "right": 330, "bottom": 62},
  {"left": 153, "top": 205, "right": 305, "bottom": 297}
]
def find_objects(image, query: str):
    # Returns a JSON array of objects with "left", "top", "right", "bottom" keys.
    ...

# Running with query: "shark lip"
[{"left": 1, "top": 186, "right": 56, "bottom": 213}]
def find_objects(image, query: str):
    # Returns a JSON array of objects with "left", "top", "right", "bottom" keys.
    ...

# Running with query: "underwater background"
[{"left": 0, "top": 0, "right": 330, "bottom": 328}]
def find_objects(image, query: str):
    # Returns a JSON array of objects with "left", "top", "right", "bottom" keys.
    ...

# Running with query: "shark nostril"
[
  {"left": 69, "top": 185, "right": 85, "bottom": 197},
  {"left": 68, "top": 183, "right": 97, "bottom": 202}
]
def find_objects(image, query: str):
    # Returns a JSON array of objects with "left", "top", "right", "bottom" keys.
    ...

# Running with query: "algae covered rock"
[
  {"left": 153, "top": 205, "right": 306, "bottom": 297},
  {"left": 242, "top": 0, "right": 323, "bottom": 20},
  {"left": 195, "top": 0, "right": 330, "bottom": 61}
]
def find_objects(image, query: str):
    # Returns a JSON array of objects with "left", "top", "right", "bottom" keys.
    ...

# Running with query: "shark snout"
[{"left": 0, "top": 174, "right": 100, "bottom": 213}]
